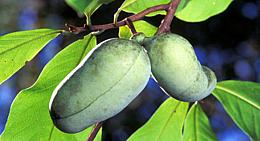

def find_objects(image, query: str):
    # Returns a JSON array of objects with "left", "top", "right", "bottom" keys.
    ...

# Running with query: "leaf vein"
[
  {"left": 156, "top": 101, "right": 181, "bottom": 141},
  {"left": 0, "top": 30, "right": 61, "bottom": 56},
  {"left": 216, "top": 85, "right": 260, "bottom": 110}
]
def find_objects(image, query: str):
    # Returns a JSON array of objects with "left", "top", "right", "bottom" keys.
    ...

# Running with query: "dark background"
[{"left": 0, "top": 0, "right": 260, "bottom": 141}]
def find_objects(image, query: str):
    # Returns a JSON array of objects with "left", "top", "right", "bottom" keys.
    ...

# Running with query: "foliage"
[
  {"left": 0, "top": 29, "right": 61, "bottom": 84},
  {"left": 0, "top": 35, "right": 99, "bottom": 141},
  {"left": 183, "top": 103, "right": 217, "bottom": 141},
  {"left": 119, "top": 20, "right": 157, "bottom": 39},
  {"left": 0, "top": 0, "right": 259, "bottom": 141},
  {"left": 117, "top": 0, "right": 233, "bottom": 22},
  {"left": 213, "top": 81, "right": 260, "bottom": 141},
  {"left": 128, "top": 98, "right": 189, "bottom": 141},
  {"left": 65, "top": 0, "right": 114, "bottom": 24}
]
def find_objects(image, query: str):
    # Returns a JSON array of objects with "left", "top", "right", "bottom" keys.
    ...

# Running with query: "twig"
[
  {"left": 125, "top": 18, "right": 137, "bottom": 35},
  {"left": 87, "top": 122, "right": 103, "bottom": 141},
  {"left": 65, "top": 24, "right": 87, "bottom": 34},
  {"left": 156, "top": 0, "right": 181, "bottom": 34},
  {"left": 66, "top": 4, "right": 169, "bottom": 34}
]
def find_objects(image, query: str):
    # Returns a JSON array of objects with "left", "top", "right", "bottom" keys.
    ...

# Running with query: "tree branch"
[
  {"left": 66, "top": 4, "right": 169, "bottom": 34},
  {"left": 87, "top": 122, "right": 103, "bottom": 141},
  {"left": 156, "top": 0, "right": 181, "bottom": 34}
]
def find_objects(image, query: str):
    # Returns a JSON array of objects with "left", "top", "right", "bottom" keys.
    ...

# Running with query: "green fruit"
[
  {"left": 49, "top": 38, "right": 151, "bottom": 133},
  {"left": 144, "top": 33, "right": 217, "bottom": 102}
]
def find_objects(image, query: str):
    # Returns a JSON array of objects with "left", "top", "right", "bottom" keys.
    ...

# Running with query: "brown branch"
[
  {"left": 65, "top": 23, "right": 87, "bottom": 34},
  {"left": 125, "top": 18, "right": 137, "bottom": 35},
  {"left": 87, "top": 122, "right": 103, "bottom": 141},
  {"left": 66, "top": 4, "right": 169, "bottom": 34},
  {"left": 156, "top": 0, "right": 181, "bottom": 34}
]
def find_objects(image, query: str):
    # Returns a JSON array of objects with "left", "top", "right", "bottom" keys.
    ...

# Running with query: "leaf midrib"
[
  {"left": 78, "top": 35, "right": 94, "bottom": 63},
  {"left": 215, "top": 85, "right": 260, "bottom": 110},
  {"left": 194, "top": 105, "right": 198, "bottom": 141},
  {"left": 48, "top": 126, "right": 55, "bottom": 141},
  {"left": 156, "top": 101, "right": 181, "bottom": 141},
  {"left": 0, "top": 30, "right": 61, "bottom": 56}
]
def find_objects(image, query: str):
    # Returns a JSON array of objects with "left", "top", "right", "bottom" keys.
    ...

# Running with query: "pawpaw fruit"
[
  {"left": 49, "top": 38, "right": 151, "bottom": 133},
  {"left": 143, "top": 33, "right": 216, "bottom": 102}
]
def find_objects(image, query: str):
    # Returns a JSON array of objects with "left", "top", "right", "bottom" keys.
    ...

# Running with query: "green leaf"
[
  {"left": 0, "top": 29, "right": 61, "bottom": 85},
  {"left": 175, "top": 0, "right": 233, "bottom": 22},
  {"left": 212, "top": 80, "right": 260, "bottom": 141},
  {"left": 65, "top": 0, "right": 114, "bottom": 24},
  {"left": 0, "top": 34, "right": 98, "bottom": 141},
  {"left": 120, "top": 0, "right": 232, "bottom": 22},
  {"left": 65, "top": 0, "right": 88, "bottom": 14},
  {"left": 114, "top": 0, "right": 139, "bottom": 23},
  {"left": 75, "top": 127, "right": 102, "bottom": 141},
  {"left": 94, "top": 127, "right": 102, "bottom": 141},
  {"left": 119, "top": 20, "right": 157, "bottom": 39},
  {"left": 120, "top": 0, "right": 188, "bottom": 17},
  {"left": 121, "top": 0, "right": 168, "bottom": 17},
  {"left": 128, "top": 98, "right": 189, "bottom": 141},
  {"left": 183, "top": 103, "right": 217, "bottom": 141}
]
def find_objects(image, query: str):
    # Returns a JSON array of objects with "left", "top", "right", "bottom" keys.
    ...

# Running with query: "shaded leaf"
[
  {"left": 0, "top": 29, "right": 61, "bottom": 85},
  {"left": 65, "top": 0, "right": 114, "bottom": 24},
  {"left": 128, "top": 98, "right": 189, "bottom": 141},
  {"left": 0, "top": 34, "right": 99, "bottom": 141},
  {"left": 65, "top": 0, "right": 89, "bottom": 14},
  {"left": 213, "top": 80, "right": 260, "bottom": 141},
  {"left": 119, "top": 20, "right": 157, "bottom": 39},
  {"left": 183, "top": 103, "right": 217, "bottom": 141}
]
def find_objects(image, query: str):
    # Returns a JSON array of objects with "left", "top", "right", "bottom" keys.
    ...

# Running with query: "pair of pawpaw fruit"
[{"left": 49, "top": 33, "right": 217, "bottom": 133}]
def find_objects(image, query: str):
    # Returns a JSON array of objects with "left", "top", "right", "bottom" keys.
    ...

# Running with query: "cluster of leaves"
[{"left": 0, "top": 0, "right": 259, "bottom": 141}]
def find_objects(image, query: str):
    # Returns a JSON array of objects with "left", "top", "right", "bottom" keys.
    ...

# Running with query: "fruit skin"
[
  {"left": 49, "top": 38, "right": 151, "bottom": 133},
  {"left": 144, "top": 33, "right": 216, "bottom": 102}
]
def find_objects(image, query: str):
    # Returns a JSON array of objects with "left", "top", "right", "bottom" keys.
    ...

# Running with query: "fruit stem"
[
  {"left": 65, "top": 4, "right": 169, "bottom": 34},
  {"left": 87, "top": 122, "right": 103, "bottom": 141},
  {"left": 125, "top": 18, "right": 138, "bottom": 35},
  {"left": 156, "top": 0, "right": 181, "bottom": 34}
]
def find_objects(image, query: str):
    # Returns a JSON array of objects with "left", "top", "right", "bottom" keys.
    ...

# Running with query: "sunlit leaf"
[
  {"left": 128, "top": 98, "right": 189, "bottom": 141},
  {"left": 183, "top": 103, "right": 217, "bottom": 141},
  {"left": 213, "top": 80, "right": 260, "bottom": 141},
  {"left": 176, "top": 0, "right": 233, "bottom": 22},
  {"left": 119, "top": 20, "right": 157, "bottom": 39},
  {"left": 121, "top": 0, "right": 188, "bottom": 17},
  {"left": 0, "top": 34, "right": 100, "bottom": 141},
  {"left": 114, "top": 0, "right": 139, "bottom": 23},
  {"left": 120, "top": 0, "right": 232, "bottom": 22},
  {"left": 0, "top": 29, "right": 61, "bottom": 85}
]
